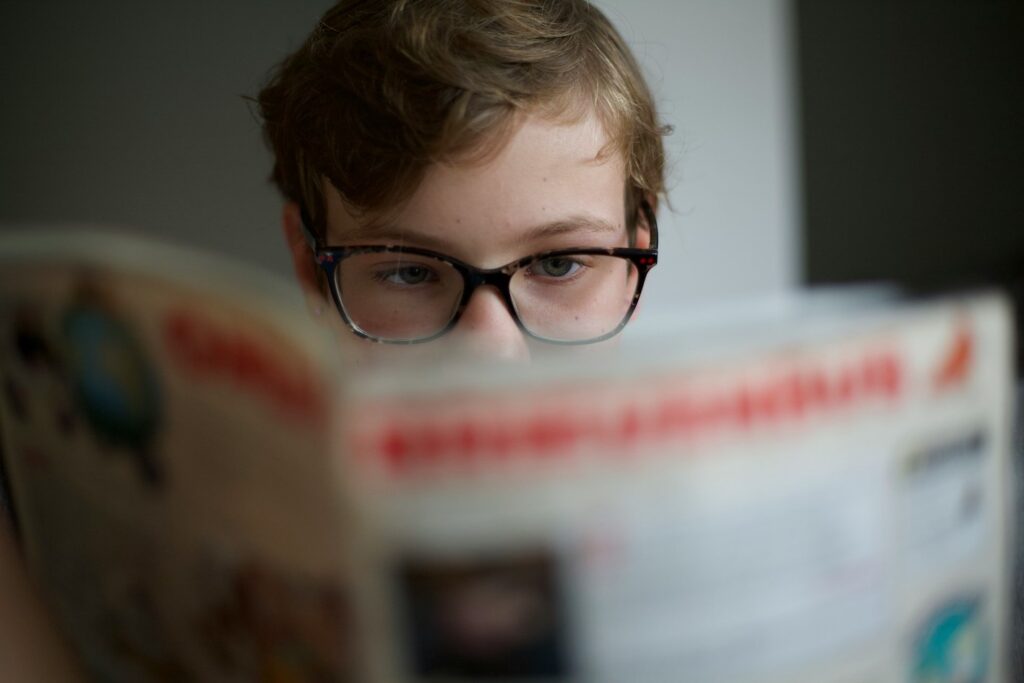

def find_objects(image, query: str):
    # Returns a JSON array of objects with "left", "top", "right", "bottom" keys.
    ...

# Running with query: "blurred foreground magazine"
[{"left": 0, "top": 230, "right": 1015, "bottom": 683}]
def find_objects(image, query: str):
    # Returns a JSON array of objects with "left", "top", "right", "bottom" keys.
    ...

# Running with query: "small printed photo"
[{"left": 398, "top": 549, "right": 570, "bottom": 680}]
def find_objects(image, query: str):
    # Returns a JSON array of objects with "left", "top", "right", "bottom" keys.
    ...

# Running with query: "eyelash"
[
  {"left": 525, "top": 256, "right": 591, "bottom": 281},
  {"left": 370, "top": 264, "right": 439, "bottom": 286}
]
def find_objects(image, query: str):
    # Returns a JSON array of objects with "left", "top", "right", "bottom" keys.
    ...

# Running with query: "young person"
[
  {"left": 0, "top": 0, "right": 668, "bottom": 677},
  {"left": 259, "top": 0, "right": 669, "bottom": 363}
]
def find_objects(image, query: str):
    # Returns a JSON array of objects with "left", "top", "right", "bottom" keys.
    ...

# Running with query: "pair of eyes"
[{"left": 370, "top": 256, "right": 588, "bottom": 287}]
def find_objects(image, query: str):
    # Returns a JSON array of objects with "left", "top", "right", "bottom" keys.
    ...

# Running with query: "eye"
[
  {"left": 374, "top": 264, "right": 437, "bottom": 286},
  {"left": 532, "top": 257, "right": 584, "bottom": 278}
]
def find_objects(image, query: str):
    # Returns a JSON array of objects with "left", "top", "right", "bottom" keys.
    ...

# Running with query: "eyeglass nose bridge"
[{"left": 453, "top": 266, "right": 521, "bottom": 325}]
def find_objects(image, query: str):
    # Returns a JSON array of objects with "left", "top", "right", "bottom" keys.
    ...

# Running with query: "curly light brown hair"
[{"left": 257, "top": 0, "right": 669, "bottom": 235}]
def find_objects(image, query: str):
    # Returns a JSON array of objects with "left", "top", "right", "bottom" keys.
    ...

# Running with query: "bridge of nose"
[{"left": 450, "top": 285, "right": 530, "bottom": 362}]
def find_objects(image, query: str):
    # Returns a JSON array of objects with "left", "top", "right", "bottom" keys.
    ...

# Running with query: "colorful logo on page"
[
  {"left": 910, "top": 597, "right": 988, "bottom": 683},
  {"left": 932, "top": 321, "right": 973, "bottom": 393},
  {"left": 63, "top": 299, "right": 163, "bottom": 486}
]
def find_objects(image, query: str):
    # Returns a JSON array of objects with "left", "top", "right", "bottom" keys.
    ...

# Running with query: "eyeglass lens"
[{"left": 334, "top": 251, "right": 639, "bottom": 342}]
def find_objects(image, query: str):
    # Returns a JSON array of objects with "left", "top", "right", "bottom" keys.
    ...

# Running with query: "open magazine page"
[
  {"left": 0, "top": 231, "right": 354, "bottom": 681},
  {"left": 0, "top": 230, "right": 1015, "bottom": 683},
  {"left": 342, "top": 294, "right": 1014, "bottom": 683}
]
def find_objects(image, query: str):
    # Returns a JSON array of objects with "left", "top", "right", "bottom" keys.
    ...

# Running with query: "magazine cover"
[
  {"left": 0, "top": 230, "right": 354, "bottom": 681},
  {"left": 0, "top": 229, "right": 1015, "bottom": 683},
  {"left": 340, "top": 291, "right": 1016, "bottom": 683}
]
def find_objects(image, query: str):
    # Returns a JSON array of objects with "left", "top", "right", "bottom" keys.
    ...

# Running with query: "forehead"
[{"left": 324, "top": 111, "right": 627, "bottom": 259}]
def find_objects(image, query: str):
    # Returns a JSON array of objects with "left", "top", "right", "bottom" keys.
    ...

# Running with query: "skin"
[{"left": 282, "top": 109, "right": 650, "bottom": 366}]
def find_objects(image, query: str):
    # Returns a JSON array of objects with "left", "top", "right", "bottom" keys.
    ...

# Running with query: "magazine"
[{"left": 0, "top": 229, "right": 1015, "bottom": 682}]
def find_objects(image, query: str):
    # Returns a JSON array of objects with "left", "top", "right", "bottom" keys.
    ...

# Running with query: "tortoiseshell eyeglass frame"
[{"left": 299, "top": 201, "right": 659, "bottom": 345}]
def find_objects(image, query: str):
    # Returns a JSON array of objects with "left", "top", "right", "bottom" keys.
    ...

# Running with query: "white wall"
[{"left": 595, "top": 0, "right": 801, "bottom": 323}]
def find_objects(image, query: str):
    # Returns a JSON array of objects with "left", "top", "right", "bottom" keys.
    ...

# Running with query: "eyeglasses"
[{"left": 300, "top": 202, "right": 658, "bottom": 345}]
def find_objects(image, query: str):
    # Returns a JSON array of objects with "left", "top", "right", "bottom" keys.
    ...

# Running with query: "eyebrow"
[{"left": 336, "top": 215, "right": 623, "bottom": 252}]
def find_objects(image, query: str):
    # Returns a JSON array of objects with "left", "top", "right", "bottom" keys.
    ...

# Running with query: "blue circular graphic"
[{"left": 63, "top": 303, "right": 162, "bottom": 485}]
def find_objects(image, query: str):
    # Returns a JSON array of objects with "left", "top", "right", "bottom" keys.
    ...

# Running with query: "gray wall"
[
  {"left": 0, "top": 1, "right": 327, "bottom": 275},
  {"left": 0, "top": 1, "right": 800, "bottom": 321}
]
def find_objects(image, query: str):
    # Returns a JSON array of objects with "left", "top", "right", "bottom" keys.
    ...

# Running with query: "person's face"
[{"left": 285, "top": 109, "right": 643, "bottom": 366}]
